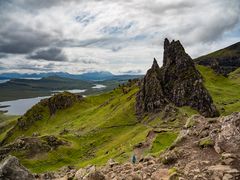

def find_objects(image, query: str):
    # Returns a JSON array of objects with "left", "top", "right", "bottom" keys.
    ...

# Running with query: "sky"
[{"left": 0, "top": 0, "right": 239, "bottom": 75}]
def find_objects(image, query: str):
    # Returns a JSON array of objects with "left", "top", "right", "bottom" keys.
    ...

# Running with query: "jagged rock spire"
[
  {"left": 136, "top": 39, "right": 219, "bottom": 118},
  {"left": 164, "top": 38, "right": 170, "bottom": 49},
  {"left": 136, "top": 58, "right": 168, "bottom": 115},
  {"left": 151, "top": 58, "right": 159, "bottom": 69}
]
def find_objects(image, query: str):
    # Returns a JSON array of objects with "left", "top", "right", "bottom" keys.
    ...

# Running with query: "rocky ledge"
[
  {"left": 136, "top": 39, "right": 219, "bottom": 118},
  {"left": 0, "top": 135, "right": 68, "bottom": 161}
]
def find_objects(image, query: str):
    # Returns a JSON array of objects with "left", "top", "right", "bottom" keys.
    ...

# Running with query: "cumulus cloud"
[
  {"left": 0, "top": 0, "right": 239, "bottom": 74},
  {"left": 28, "top": 48, "right": 68, "bottom": 62}
]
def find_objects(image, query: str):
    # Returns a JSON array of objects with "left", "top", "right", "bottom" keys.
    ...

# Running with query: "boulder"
[
  {"left": 0, "top": 155, "right": 35, "bottom": 180},
  {"left": 84, "top": 171, "right": 106, "bottom": 180},
  {"left": 214, "top": 112, "right": 240, "bottom": 154}
]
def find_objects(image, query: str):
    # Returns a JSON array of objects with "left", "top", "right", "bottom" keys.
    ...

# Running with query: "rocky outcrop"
[
  {"left": 214, "top": 112, "right": 240, "bottom": 155},
  {"left": 136, "top": 38, "right": 219, "bottom": 117},
  {"left": 0, "top": 136, "right": 68, "bottom": 160},
  {"left": 0, "top": 155, "right": 35, "bottom": 180},
  {"left": 41, "top": 92, "right": 83, "bottom": 115},
  {"left": 136, "top": 58, "right": 168, "bottom": 115}
]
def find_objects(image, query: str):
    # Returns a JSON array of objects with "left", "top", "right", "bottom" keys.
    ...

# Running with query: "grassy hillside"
[
  {"left": 0, "top": 112, "right": 19, "bottom": 142},
  {"left": 197, "top": 65, "right": 240, "bottom": 115},
  {"left": 1, "top": 81, "right": 194, "bottom": 173},
  {"left": 195, "top": 42, "right": 240, "bottom": 76},
  {"left": 229, "top": 67, "right": 240, "bottom": 84},
  {"left": 1, "top": 65, "right": 240, "bottom": 173}
]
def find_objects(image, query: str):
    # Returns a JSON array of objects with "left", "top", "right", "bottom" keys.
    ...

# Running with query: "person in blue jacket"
[{"left": 131, "top": 154, "right": 137, "bottom": 164}]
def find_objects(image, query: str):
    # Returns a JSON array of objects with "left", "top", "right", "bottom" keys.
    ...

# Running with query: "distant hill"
[
  {"left": 0, "top": 71, "right": 142, "bottom": 81},
  {"left": 0, "top": 75, "right": 142, "bottom": 101},
  {"left": 195, "top": 42, "right": 240, "bottom": 76}
]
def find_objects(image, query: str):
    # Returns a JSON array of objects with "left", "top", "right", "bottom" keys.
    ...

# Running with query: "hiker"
[{"left": 131, "top": 154, "right": 137, "bottom": 164}]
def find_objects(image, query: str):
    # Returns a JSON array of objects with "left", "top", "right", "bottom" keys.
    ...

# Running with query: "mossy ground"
[
  {"left": 150, "top": 132, "right": 178, "bottom": 155},
  {"left": 1, "top": 65, "right": 240, "bottom": 173}
]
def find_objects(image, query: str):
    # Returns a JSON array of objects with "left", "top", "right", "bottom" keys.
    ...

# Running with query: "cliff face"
[{"left": 136, "top": 38, "right": 219, "bottom": 118}]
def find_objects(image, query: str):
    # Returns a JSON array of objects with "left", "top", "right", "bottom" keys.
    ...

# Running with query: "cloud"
[
  {"left": 0, "top": 0, "right": 239, "bottom": 74},
  {"left": 28, "top": 48, "right": 68, "bottom": 62},
  {"left": 0, "top": 53, "right": 7, "bottom": 59},
  {"left": 119, "top": 69, "right": 143, "bottom": 74}
]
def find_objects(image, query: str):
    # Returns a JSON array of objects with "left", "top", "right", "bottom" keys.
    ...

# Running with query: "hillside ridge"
[{"left": 195, "top": 41, "right": 240, "bottom": 76}]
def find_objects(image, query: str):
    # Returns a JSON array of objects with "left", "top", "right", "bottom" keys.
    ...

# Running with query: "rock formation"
[
  {"left": 136, "top": 38, "right": 219, "bottom": 117},
  {"left": 136, "top": 58, "right": 168, "bottom": 115},
  {"left": 0, "top": 136, "right": 68, "bottom": 161},
  {"left": 214, "top": 112, "right": 240, "bottom": 155},
  {"left": 0, "top": 156, "right": 35, "bottom": 180}
]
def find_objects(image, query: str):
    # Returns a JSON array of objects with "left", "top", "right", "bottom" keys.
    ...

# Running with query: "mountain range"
[{"left": 0, "top": 71, "right": 142, "bottom": 81}]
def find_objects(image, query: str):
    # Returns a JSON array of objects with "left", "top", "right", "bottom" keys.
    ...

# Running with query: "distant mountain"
[
  {"left": 0, "top": 71, "right": 142, "bottom": 81},
  {"left": 76, "top": 71, "right": 113, "bottom": 81},
  {"left": 195, "top": 42, "right": 240, "bottom": 76}
]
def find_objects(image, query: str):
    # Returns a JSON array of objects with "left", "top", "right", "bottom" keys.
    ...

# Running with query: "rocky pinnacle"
[{"left": 136, "top": 38, "right": 219, "bottom": 118}]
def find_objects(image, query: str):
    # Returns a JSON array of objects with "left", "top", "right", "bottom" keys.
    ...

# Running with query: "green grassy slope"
[
  {"left": 229, "top": 67, "right": 240, "bottom": 84},
  {"left": 197, "top": 65, "right": 240, "bottom": 115},
  {"left": 1, "top": 65, "right": 240, "bottom": 173},
  {"left": 2, "top": 85, "right": 148, "bottom": 172},
  {"left": 0, "top": 112, "right": 19, "bottom": 142}
]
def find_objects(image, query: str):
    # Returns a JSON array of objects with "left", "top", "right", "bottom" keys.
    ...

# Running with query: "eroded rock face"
[
  {"left": 136, "top": 38, "right": 219, "bottom": 117},
  {"left": 214, "top": 112, "right": 240, "bottom": 154},
  {"left": 41, "top": 92, "right": 83, "bottom": 115},
  {"left": 136, "top": 59, "right": 168, "bottom": 115},
  {"left": 0, "top": 155, "right": 35, "bottom": 180}
]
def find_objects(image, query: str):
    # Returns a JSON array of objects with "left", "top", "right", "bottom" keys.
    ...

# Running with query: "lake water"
[
  {"left": 0, "top": 79, "right": 9, "bottom": 84},
  {"left": 0, "top": 85, "right": 107, "bottom": 115},
  {"left": 0, "top": 96, "right": 50, "bottom": 115},
  {"left": 0, "top": 78, "right": 42, "bottom": 84},
  {"left": 92, "top": 84, "right": 106, "bottom": 89},
  {"left": 0, "top": 88, "right": 88, "bottom": 115},
  {"left": 52, "top": 89, "right": 86, "bottom": 93}
]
